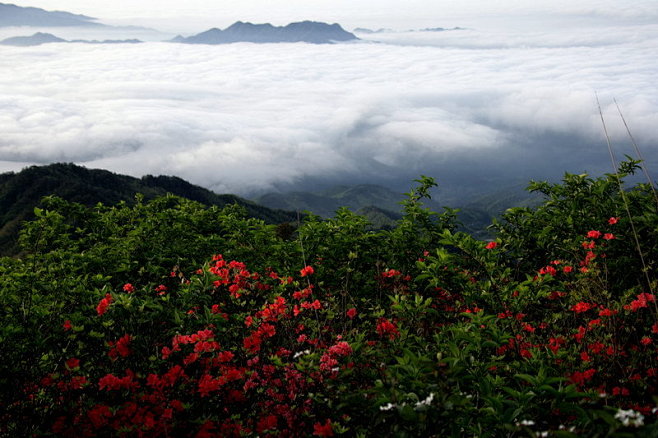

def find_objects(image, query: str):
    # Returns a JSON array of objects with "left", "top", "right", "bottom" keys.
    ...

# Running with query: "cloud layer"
[{"left": 1, "top": 19, "right": 657, "bottom": 195}]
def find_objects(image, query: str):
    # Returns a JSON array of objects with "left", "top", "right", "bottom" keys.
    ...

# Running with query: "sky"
[
  {"left": 1, "top": 1, "right": 658, "bottom": 197},
  {"left": 8, "top": 0, "right": 658, "bottom": 33}
]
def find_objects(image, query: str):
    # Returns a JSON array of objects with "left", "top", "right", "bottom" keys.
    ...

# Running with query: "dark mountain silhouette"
[
  {"left": 175, "top": 20, "right": 358, "bottom": 44},
  {"left": 0, "top": 2, "right": 102, "bottom": 27},
  {"left": 0, "top": 32, "right": 66, "bottom": 46},
  {"left": 0, "top": 163, "right": 297, "bottom": 256},
  {"left": 0, "top": 32, "right": 142, "bottom": 46}
]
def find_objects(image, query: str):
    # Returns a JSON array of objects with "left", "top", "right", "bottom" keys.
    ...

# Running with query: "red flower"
[
  {"left": 66, "top": 357, "right": 80, "bottom": 370},
  {"left": 87, "top": 405, "right": 112, "bottom": 428},
  {"left": 376, "top": 318, "right": 399, "bottom": 340},
  {"left": 313, "top": 420, "right": 334, "bottom": 437},
  {"left": 328, "top": 341, "right": 353, "bottom": 357},
  {"left": 625, "top": 292, "right": 656, "bottom": 312},
  {"left": 641, "top": 336, "right": 652, "bottom": 346},
  {"left": 382, "top": 269, "right": 401, "bottom": 278},
  {"left": 257, "top": 415, "right": 278, "bottom": 433},
  {"left": 300, "top": 265, "right": 314, "bottom": 277},
  {"left": 569, "top": 368, "right": 596, "bottom": 386},
  {"left": 598, "top": 308, "right": 614, "bottom": 317},
  {"left": 571, "top": 302, "right": 595, "bottom": 313},
  {"left": 608, "top": 217, "right": 619, "bottom": 225},
  {"left": 587, "top": 230, "right": 602, "bottom": 239},
  {"left": 562, "top": 266, "right": 573, "bottom": 273},
  {"left": 108, "top": 334, "right": 132, "bottom": 360},
  {"left": 197, "top": 374, "right": 221, "bottom": 397},
  {"left": 603, "top": 233, "right": 615, "bottom": 240},
  {"left": 122, "top": 283, "right": 134, "bottom": 293},
  {"left": 301, "top": 299, "right": 322, "bottom": 310},
  {"left": 485, "top": 241, "right": 497, "bottom": 249},
  {"left": 346, "top": 308, "right": 357, "bottom": 319},
  {"left": 582, "top": 240, "right": 596, "bottom": 250},
  {"left": 63, "top": 320, "right": 72, "bottom": 331},
  {"left": 96, "top": 294, "right": 113, "bottom": 316}
]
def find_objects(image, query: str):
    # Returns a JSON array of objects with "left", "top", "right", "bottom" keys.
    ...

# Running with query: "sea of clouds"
[{"left": 1, "top": 16, "right": 657, "bottom": 195}]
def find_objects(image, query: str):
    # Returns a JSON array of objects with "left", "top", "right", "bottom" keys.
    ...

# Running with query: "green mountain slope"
[
  {"left": 0, "top": 163, "right": 297, "bottom": 255},
  {"left": 255, "top": 184, "right": 408, "bottom": 217},
  {"left": 255, "top": 182, "right": 541, "bottom": 237}
]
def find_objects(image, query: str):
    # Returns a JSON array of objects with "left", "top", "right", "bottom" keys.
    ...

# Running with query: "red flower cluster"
[
  {"left": 108, "top": 334, "right": 132, "bottom": 360},
  {"left": 313, "top": 419, "right": 334, "bottom": 436},
  {"left": 98, "top": 370, "right": 139, "bottom": 391},
  {"left": 571, "top": 302, "right": 596, "bottom": 314},
  {"left": 376, "top": 318, "right": 399, "bottom": 340},
  {"left": 319, "top": 340, "right": 351, "bottom": 373},
  {"left": 300, "top": 265, "right": 315, "bottom": 277},
  {"left": 65, "top": 357, "right": 80, "bottom": 370},
  {"left": 381, "top": 269, "right": 401, "bottom": 278},
  {"left": 96, "top": 293, "right": 113, "bottom": 316},
  {"left": 569, "top": 368, "right": 596, "bottom": 386},
  {"left": 243, "top": 323, "right": 276, "bottom": 354},
  {"left": 625, "top": 292, "right": 656, "bottom": 312}
]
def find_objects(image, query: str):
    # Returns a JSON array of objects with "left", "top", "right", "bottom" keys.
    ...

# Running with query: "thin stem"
[
  {"left": 613, "top": 98, "right": 658, "bottom": 209},
  {"left": 596, "top": 93, "right": 654, "bottom": 297}
]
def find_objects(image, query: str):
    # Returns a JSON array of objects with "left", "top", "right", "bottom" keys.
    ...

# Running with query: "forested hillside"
[{"left": 0, "top": 163, "right": 297, "bottom": 255}]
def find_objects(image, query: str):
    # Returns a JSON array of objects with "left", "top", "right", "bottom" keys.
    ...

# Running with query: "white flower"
[
  {"left": 414, "top": 393, "right": 435, "bottom": 409},
  {"left": 379, "top": 403, "right": 396, "bottom": 411},
  {"left": 615, "top": 408, "right": 645, "bottom": 427},
  {"left": 293, "top": 349, "right": 310, "bottom": 359}
]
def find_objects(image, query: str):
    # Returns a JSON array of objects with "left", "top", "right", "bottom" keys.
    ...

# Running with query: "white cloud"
[{"left": 0, "top": 17, "right": 657, "bottom": 194}]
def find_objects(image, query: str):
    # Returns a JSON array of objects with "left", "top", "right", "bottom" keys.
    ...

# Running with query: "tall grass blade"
[
  {"left": 613, "top": 98, "right": 658, "bottom": 209},
  {"left": 596, "top": 93, "right": 653, "bottom": 296}
]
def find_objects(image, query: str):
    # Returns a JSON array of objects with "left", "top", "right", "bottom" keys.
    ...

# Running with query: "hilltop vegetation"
[
  {"left": 0, "top": 163, "right": 297, "bottom": 256},
  {"left": 2, "top": 162, "right": 658, "bottom": 436}
]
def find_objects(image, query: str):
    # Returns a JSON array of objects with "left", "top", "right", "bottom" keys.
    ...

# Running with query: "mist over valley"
[{"left": 1, "top": 1, "right": 657, "bottom": 209}]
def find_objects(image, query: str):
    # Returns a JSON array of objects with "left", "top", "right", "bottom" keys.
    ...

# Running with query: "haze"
[{"left": 1, "top": 1, "right": 657, "bottom": 196}]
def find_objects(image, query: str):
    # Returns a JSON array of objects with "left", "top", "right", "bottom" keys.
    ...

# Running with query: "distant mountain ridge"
[
  {"left": 353, "top": 26, "right": 464, "bottom": 34},
  {"left": 0, "top": 163, "right": 297, "bottom": 256},
  {"left": 255, "top": 184, "right": 409, "bottom": 218},
  {"left": 0, "top": 2, "right": 102, "bottom": 27},
  {"left": 0, "top": 32, "right": 142, "bottom": 46},
  {"left": 174, "top": 21, "right": 358, "bottom": 44},
  {"left": 255, "top": 182, "right": 542, "bottom": 238}
]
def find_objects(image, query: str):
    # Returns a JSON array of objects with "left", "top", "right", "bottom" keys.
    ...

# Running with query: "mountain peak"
[
  {"left": 0, "top": 2, "right": 102, "bottom": 27},
  {"left": 176, "top": 20, "right": 357, "bottom": 45}
]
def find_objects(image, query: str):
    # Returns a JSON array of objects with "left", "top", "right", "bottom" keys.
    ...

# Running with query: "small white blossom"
[
  {"left": 518, "top": 420, "right": 535, "bottom": 427},
  {"left": 293, "top": 349, "right": 310, "bottom": 359},
  {"left": 414, "top": 393, "right": 435, "bottom": 409},
  {"left": 615, "top": 408, "right": 645, "bottom": 427},
  {"left": 379, "top": 403, "right": 396, "bottom": 411}
]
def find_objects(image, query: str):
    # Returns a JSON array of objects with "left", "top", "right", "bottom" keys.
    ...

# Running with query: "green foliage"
[
  {"left": 2, "top": 165, "right": 658, "bottom": 437},
  {"left": 0, "top": 163, "right": 298, "bottom": 256}
]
